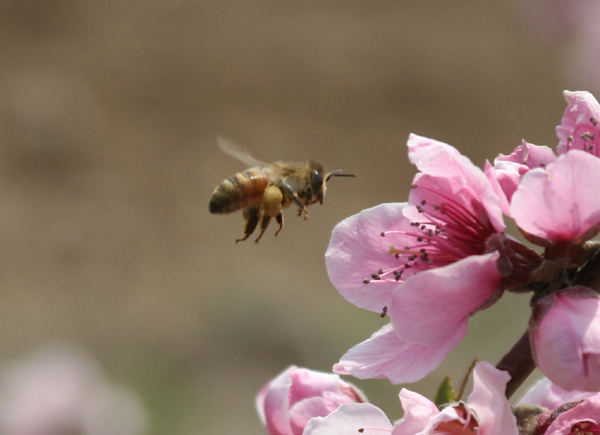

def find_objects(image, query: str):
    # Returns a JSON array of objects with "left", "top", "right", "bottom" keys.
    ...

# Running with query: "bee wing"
[{"left": 217, "top": 136, "right": 266, "bottom": 167}]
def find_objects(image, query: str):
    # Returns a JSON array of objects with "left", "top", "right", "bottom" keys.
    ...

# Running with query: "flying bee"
[{"left": 209, "top": 137, "right": 355, "bottom": 243}]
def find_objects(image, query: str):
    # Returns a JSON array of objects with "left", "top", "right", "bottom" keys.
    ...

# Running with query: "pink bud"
[
  {"left": 256, "top": 366, "right": 365, "bottom": 435},
  {"left": 531, "top": 290, "right": 600, "bottom": 391}
]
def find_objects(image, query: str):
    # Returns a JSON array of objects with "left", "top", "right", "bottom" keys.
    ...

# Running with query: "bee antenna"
[{"left": 326, "top": 170, "right": 356, "bottom": 181}]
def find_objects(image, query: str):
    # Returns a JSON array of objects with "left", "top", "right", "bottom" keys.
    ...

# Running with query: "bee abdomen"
[{"left": 209, "top": 170, "right": 269, "bottom": 214}]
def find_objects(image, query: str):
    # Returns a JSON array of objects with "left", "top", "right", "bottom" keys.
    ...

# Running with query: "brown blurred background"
[{"left": 0, "top": 1, "right": 589, "bottom": 434}]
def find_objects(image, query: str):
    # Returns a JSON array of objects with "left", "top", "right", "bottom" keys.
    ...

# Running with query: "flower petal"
[
  {"left": 333, "top": 324, "right": 464, "bottom": 384},
  {"left": 407, "top": 134, "right": 505, "bottom": 233},
  {"left": 326, "top": 203, "right": 415, "bottom": 313},
  {"left": 390, "top": 252, "right": 502, "bottom": 345},
  {"left": 466, "top": 362, "right": 518, "bottom": 435},
  {"left": 510, "top": 150, "right": 600, "bottom": 245},
  {"left": 303, "top": 403, "right": 392, "bottom": 435},
  {"left": 532, "top": 292, "right": 600, "bottom": 391},
  {"left": 392, "top": 389, "right": 439, "bottom": 435},
  {"left": 544, "top": 393, "right": 600, "bottom": 434},
  {"left": 518, "top": 377, "right": 594, "bottom": 410},
  {"left": 557, "top": 90, "right": 600, "bottom": 155}
]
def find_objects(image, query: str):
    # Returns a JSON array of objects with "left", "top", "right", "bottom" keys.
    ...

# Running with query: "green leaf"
[{"left": 433, "top": 375, "right": 454, "bottom": 409}]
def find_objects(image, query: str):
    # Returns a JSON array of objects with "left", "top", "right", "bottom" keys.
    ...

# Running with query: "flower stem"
[{"left": 495, "top": 331, "right": 535, "bottom": 399}]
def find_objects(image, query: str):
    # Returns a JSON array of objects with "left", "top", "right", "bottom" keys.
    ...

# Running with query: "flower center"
[{"left": 363, "top": 187, "right": 496, "bottom": 286}]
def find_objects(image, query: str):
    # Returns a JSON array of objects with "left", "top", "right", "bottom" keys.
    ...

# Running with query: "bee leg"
[
  {"left": 274, "top": 212, "right": 284, "bottom": 236},
  {"left": 254, "top": 214, "right": 271, "bottom": 243},
  {"left": 282, "top": 181, "right": 308, "bottom": 220},
  {"left": 236, "top": 206, "right": 260, "bottom": 243}
]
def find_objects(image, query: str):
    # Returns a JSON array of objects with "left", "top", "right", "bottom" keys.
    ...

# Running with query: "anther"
[
  {"left": 363, "top": 279, "right": 370, "bottom": 284},
  {"left": 591, "top": 117, "right": 598, "bottom": 126},
  {"left": 371, "top": 274, "right": 381, "bottom": 280},
  {"left": 582, "top": 132, "right": 595, "bottom": 141},
  {"left": 410, "top": 184, "right": 417, "bottom": 189},
  {"left": 380, "top": 306, "right": 387, "bottom": 318},
  {"left": 378, "top": 269, "right": 384, "bottom": 275},
  {"left": 380, "top": 232, "right": 385, "bottom": 237},
  {"left": 421, "top": 200, "right": 426, "bottom": 206}
]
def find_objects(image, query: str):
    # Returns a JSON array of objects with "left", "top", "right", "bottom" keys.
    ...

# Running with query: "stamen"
[{"left": 380, "top": 306, "right": 387, "bottom": 318}]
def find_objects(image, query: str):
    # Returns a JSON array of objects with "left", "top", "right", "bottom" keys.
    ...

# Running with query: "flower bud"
[{"left": 256, "top": 366, "right": 365, "bottom": 435}]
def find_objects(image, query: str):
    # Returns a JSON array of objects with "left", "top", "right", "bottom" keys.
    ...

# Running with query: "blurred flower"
[
  {"left": 0, "top": 342, "right": 147, "bottom": 435},
  {"left": 256, "top": 366, "right": 365, "bottom": 435}
]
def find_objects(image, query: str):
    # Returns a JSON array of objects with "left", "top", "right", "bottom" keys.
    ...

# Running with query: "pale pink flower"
[
  {"left": 393, "top": 362, "right": 518, "bottom": 435},
  {"left": 0, "top": 342, "right": 147, "bottom": 435},
  {"left": 556, "top": 91, "right": 600, "bottom": 156},
  {"left": 518, "top": 377, "right": 594, "bottom": 411},
  {"left": 510, "top": 149, "right": 600, "bottom": 246},
  {"left": 256, "top": 366, "right": 365, "bottom": 435},
  {"left": 326, "top": 134, "right": 515, "bottom": 383},
  {"left": 530, "top": 289, "right": 600, "bottom": 392}
]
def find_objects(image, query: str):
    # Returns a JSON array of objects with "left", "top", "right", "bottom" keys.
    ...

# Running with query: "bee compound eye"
[{"left": 311, "top": 169, "right": 323, "bottom": 191}]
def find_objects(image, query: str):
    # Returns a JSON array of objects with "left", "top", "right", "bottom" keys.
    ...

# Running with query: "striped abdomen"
[{"left": 209, "top": 169, "right": 270, "bottom": 214}]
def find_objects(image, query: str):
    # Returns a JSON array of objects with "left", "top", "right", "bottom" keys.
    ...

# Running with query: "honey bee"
[{"left": 209, "top": 137, "right": 354, "bottom": 243}]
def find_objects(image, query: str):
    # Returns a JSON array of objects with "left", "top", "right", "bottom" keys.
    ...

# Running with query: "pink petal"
[
  {"left": 544, "top": 393, "right": 600, "bottom": 434},
  {"left": 532, "top": 293, "right": 600, "bottom": 391},
  {"left": 390, "top": 252, "right": 502, "bottom": 346},
  {"left": 466, "top": 362, "right": 518, "bottom": 435},
  {"left": 289, "top": 396, "right": 344, "bottom": 435},
  {"left": 258, "top": 368, "right": 294, "bottom": 435},
  {"left": 392, "top": 389, "right": 439, "bottom": 435},
  {"left": 495, "top": 140, "right": 557, "bottom": 169},
  {"left": 557, "top": 90, "right": 600, "bottom": 155},
  {"left": 518, "top": 377, "right": 594, "bottom": 410},
  {"left": 484, "top": 160, "right": 512, "bottom": 216},
  {"left": 333, "top": 324, "right": 464, "bottom": 384},
  {"left": 407, "top": 134, "right": 505, "bottom": 233},
  {"left": 287, "top": 369, "right": 345, "bottom": 407},
  {"left": 303, "top": 403, "right": 393, "bottom": 435},
  {"left": 325, "top": 203, "right": 415, "bottom": 313},
  {"left": 510, "top": 150, "right": 600, "bottom": 244}
]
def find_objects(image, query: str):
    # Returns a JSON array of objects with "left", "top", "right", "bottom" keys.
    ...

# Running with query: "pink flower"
[
  {"left": 326, "top": 134, "right": 516, "bottom": 383},
  {"left": 518, "top": 377, "right": 594, "bottom": 411},
  {"left": 393, "top": 362, "right": 518, "bottom": 435},
  {"left": 510, "top": 149, "right": 600, "bottom": 246},
  {"left": 530, "top": 289, "right": 600, "bottom": 392},
  {"left": 256, "top": 366, "right": 365, "bottom": 435},
  {"left": 543, "top": 393, "right": 600, "bottom": 435},
  {"left": 557, "top": 91, "right": 600, "bottom": 156}
]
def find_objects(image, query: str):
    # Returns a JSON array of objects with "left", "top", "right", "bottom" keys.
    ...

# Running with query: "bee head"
[
  {"left": 309, "top": 162, "right": 326, "bottom": 205},
  {"left": 307, "top": 162, "right": 355, "bottom": 206}
]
